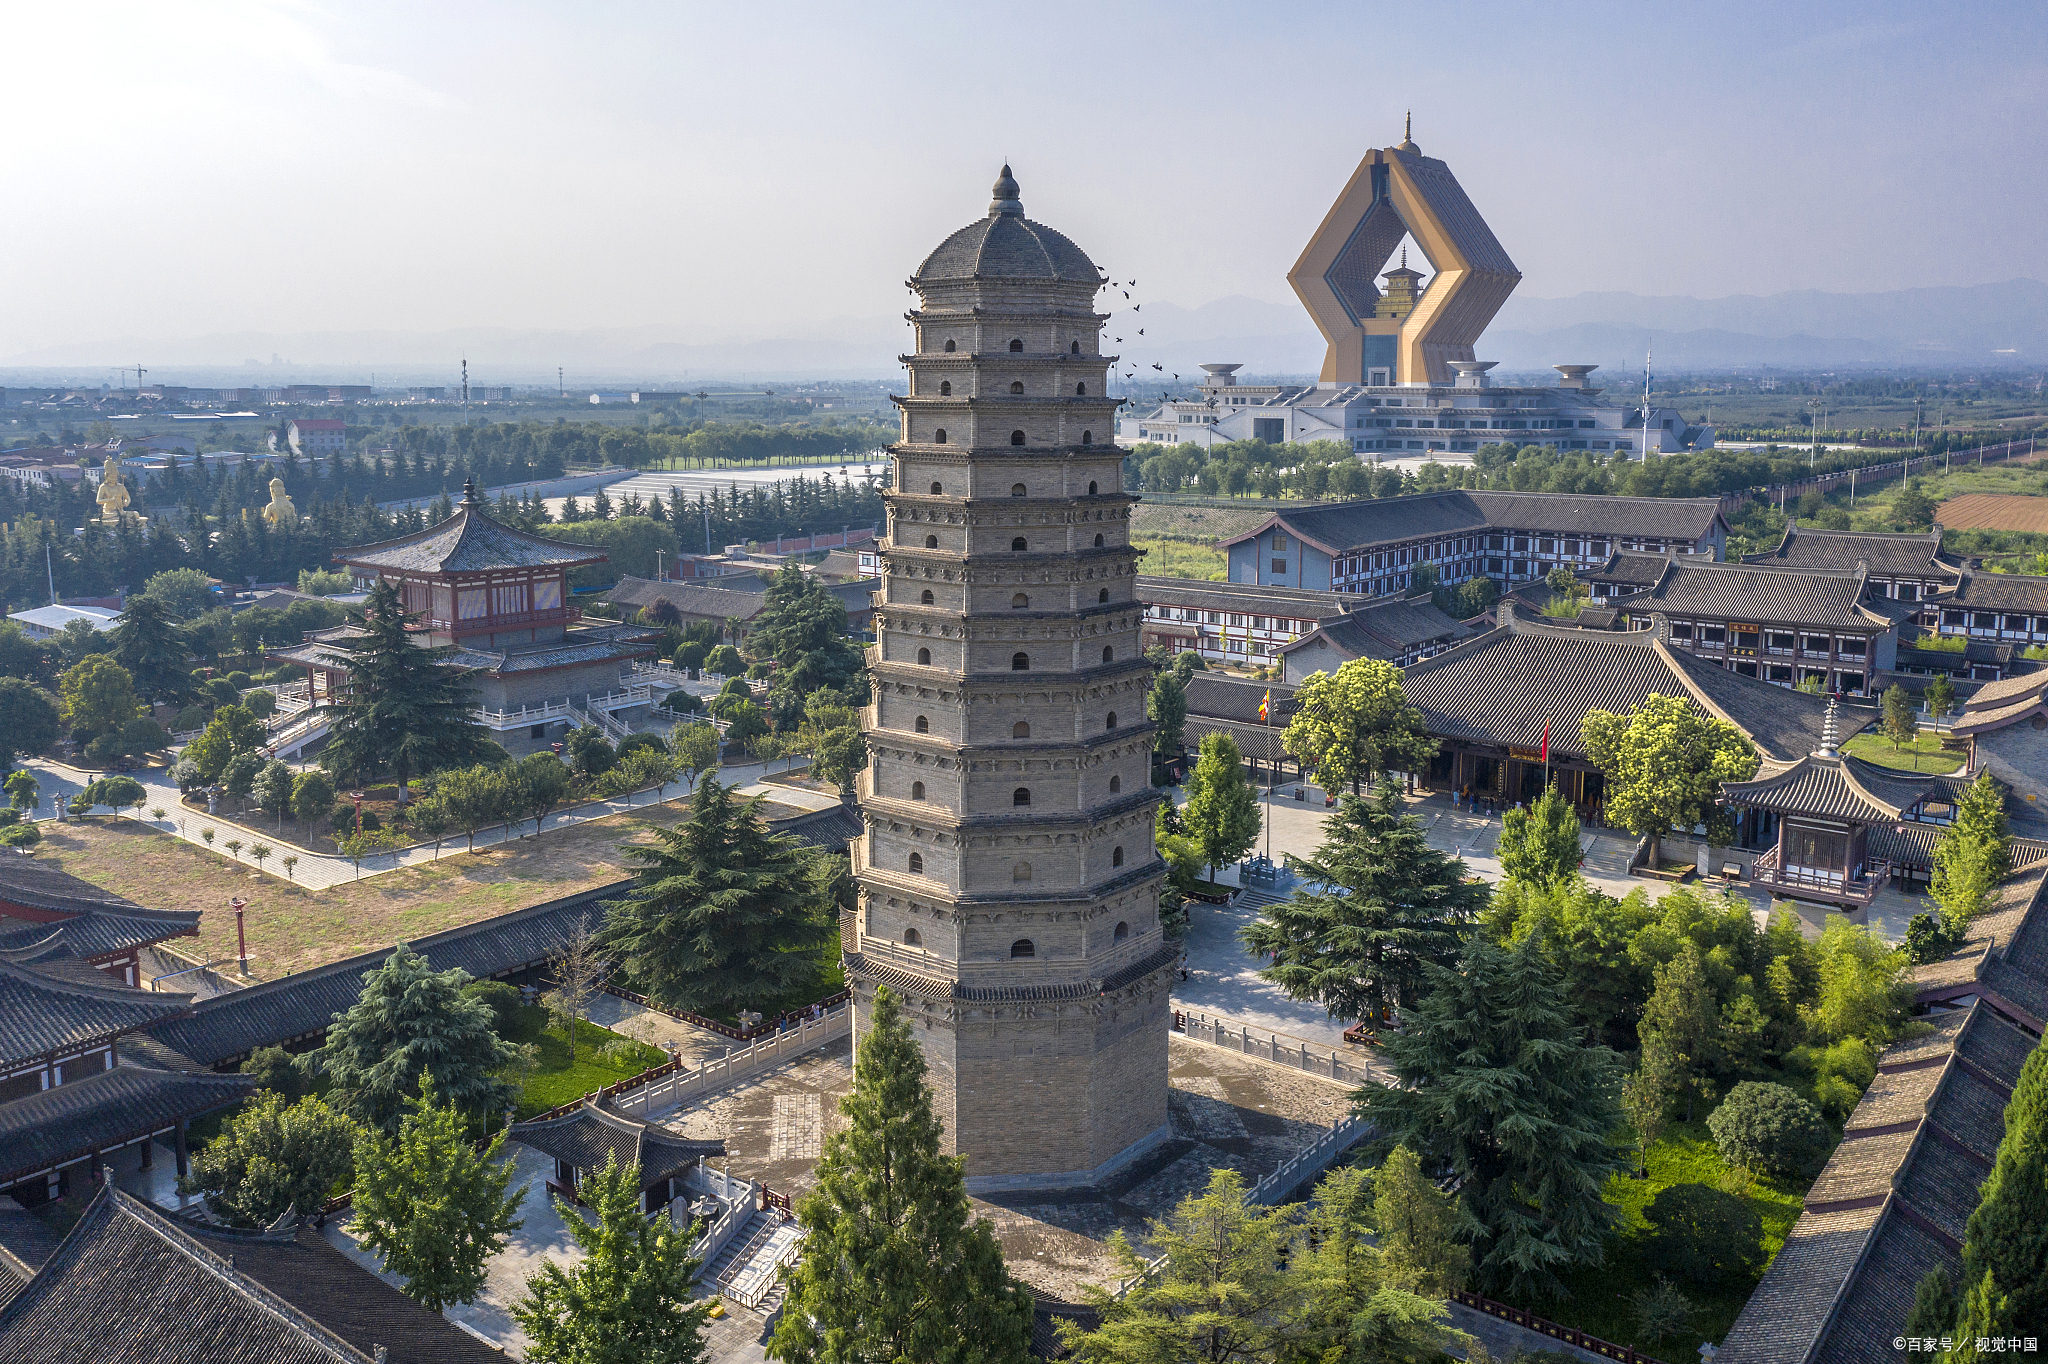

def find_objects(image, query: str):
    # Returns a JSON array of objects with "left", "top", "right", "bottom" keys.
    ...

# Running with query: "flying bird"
[
  {"left": 1114, "top": 337, "right": 1122, "bottom": 343},
  {"left": 1151, "top": 363, "right": 1163, "bottom": 371},
  {"left": 1122, "top": 291, "right": 1129, "bottom": 299},
  {"left": 1133, "top": 304, "right": 1140, "bottom": 311},
  {"left": 1138, "top": 329, "right": 1144, "bottom": 335}
]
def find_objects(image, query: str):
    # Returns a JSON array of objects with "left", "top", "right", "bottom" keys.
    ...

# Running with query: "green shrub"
[
  {"left": 662, "top": 690, "right": 703, "bottom": 714},
  {"left": 1788, "top": 1038, "right": 1879, "bottom": 1122},
  {"left": 1708, "top": 1081, "right": 1833, "bottom": 1179},
  {"left": 0, "top": 808, "right": 19, "bottom": 828},
  {"left": 461, "top": 980, "right": 524, "bottom": 1038},
  {"left": 240, "top": 1045, "right": 305, "bottom": 1099},
  {"left": 745, "top": 661, "right": 772, "bottom": 680},
  {"left": 85, "top": 733, "right": 126, "bottom": 764},
  {"left": 1641, "top": 1183, "right": 1765, "bottom": 1287},
  {"left": 206, "top": 678, "right": 239, "bottom": 706},
  {"left": 329, "top": 803, "right": 380, "bottom": 834},
  {"left": 172, "top": 705, "right": 211, "bottom": 733},
  {"left": 227, "top": 671, "right": 252, "bottom": 691},
  {"left": 243, "top": 690, "right": 277, "bottom": 719},
  {"left": 122, "top": 717, "right": 170, "bottom": 754},
  {"left": 617, "top": 732, "right": 668, "bottom": 757},
  {"left": 0, "top": 823, "right": 42, "bottom": 849}
]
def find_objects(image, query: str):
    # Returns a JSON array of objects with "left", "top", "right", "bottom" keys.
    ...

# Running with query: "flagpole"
[{"left": 1262, "top": 688, "right": 1273, "bottom": 863}]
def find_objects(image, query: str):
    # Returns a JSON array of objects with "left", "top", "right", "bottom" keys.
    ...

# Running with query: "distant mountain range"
[{"left": 7, "top": 280, "right": 2043, "bottom": 386}]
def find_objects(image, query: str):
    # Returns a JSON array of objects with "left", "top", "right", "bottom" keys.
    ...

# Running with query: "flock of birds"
[{"left": 1099, "top": 271, "right": 1178, "bottom": 403}]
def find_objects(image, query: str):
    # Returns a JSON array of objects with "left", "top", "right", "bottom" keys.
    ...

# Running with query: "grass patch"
[
  {"left": 1132, "top": 536, "right": 1227, "bottom": 581},
  {"left": 1541, "top": 1123, "right": 1809, "bottom": 1352},
  {"left": 502, "top": 1006, "right": 668, "bottom": 1118},
  {"left": 1842, "top": 730, "right": 1966, "bottom": 774}
]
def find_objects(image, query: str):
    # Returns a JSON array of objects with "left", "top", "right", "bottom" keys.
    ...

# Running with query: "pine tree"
[
  {"left": 1146, "top": 669, "right": 1187, "bottom": 759},
  {"left": 514, "top": 1151, "right": 709, "bottom": 1364},
  {"left": 769, "top": 987, "right": 1032, "bottom": 1364},
  {"left": 109, "top": 593, "right": 198, "bottom": 707},
  {"left": 319, "top": 579, "right": 500, "bottom": 798},
  {"left": 306, "top": 942, "right": 519, "bottom": 1130},
  {"left": 1496, "top": 780, "right": 1582, "bottom": 887},
  {"left": 1954, "top": 1028, "right": 2048, "bottom": 1336},
  {"left": 600, "top": 773, "right": 836, "bottom": 1017},
  {"left": 351, "top": 1073, "right": 525, "bottom": 1313},
  {"left": 1182, "top": 731, "right": 1260, "bottom": 883},
  {"left": 1882, "top": 682, "right": 1920, "bottom": 755},
  {"left": 747, "top": 562, "right": 861, "bottom": 696},
  {"left": 1355, "top": 933, "right": 1626, "bottom": 1299},
  {"left": 1058, "top": 1167, "right": 1317, "bottom": 1364},
  {"left": 1242, "top": 782, "right": 1480, "bottom": 1026},
  {"left": 1931, "top": 770, "right": 2013, "bottom": 925}
]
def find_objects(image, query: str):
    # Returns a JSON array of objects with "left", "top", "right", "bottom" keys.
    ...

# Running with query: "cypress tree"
[
  {"left": 768, "top": 986, "right": 1032, "bottom": 1364},
  {"left": 1953, "top": 1029, "right": 2048, "bottom": 1339},
  {"left": 110, "top": 590, "right": 199, "bottom": 708},
  {"left": 1496, "top": 780, "right": 1583, "bottom": 887},
  {"left": 319, "top": 579, "right": 500, "bottom": 797},
  {"left": 1243, "top": 781, "right": 1481, "bottom": 1026},
  {"left": 599, "top": 773, "right": 836, "bottom": 1017},
  {"left": 1354, "top": 932, "right": 1626, "bottom": 1299},
  {"left": 1182, "top": 731, "right": 1260, "bottom": 883}
]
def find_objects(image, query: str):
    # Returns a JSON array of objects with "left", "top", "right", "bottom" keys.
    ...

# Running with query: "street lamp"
[
  {"left": 230, "top": 896, "right": 249, "bottom": 976},
  {"left": 349, "top": 791, "right": 364, "bottom": 836}
]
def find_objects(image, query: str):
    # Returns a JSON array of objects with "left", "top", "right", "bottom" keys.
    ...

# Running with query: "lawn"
[
  {"left": 1842, "top": 730, "right": 1966, "bottom": 774},
  {"left": 1131, "top": 536, "right": 1228, "bottom": 581},
  {"left": 502, "top": 1006, "right": 669, "bottom": 1118},
  {"left": 1542, "top": 1122, "right": 1809, "bottom": 1353},
  {"left": 27, "top": 800, "right": 695, "bottom": 980}
]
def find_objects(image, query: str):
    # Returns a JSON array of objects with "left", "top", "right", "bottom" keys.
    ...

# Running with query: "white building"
[
  {"left": 10, "top": 604, "right": 120, "bottom": 640},
  {"left": 1121, "top": 361, "right": 1713, "bottom": 458}
]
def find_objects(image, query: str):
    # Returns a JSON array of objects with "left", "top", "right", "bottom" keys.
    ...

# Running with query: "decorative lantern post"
[{"left": 230, "top": 896, "right": 249, "bottom": 976}]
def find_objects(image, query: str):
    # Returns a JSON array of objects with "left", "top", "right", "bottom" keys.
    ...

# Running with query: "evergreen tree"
[
  {"left": 1953, "top": 1028, "right": 2048, "bottom": 1337},
  {"left": 1355, "top": 932, "right": 1626, "bottom": 1299},
  {"left": 600, "top": 773, "right": 836, "bottom": 1017},
  {"left": 747, "top": 562, "right": 861, "bottom": 696},
  {"left": 769, "top": 987, "right": 1032, "bottom": 1364},
  {"left": 109, "top": 593, "right": 198, "bottom": 707},
  {"left": 515, "top": 1151, "right": 710, "bottom": 1364},
  {"left": 1288, "top": 1161, "right": 1471, "bottom": 1364},
  {"left": 306, "top": 942, "right": 519, "bottom": 1130},
  {"left": 177, "top": 1091, "right": 359, "bottom": 1228},
  {"left": 1181, "top": 732, "right": 1260, "bottom": 883},
  {"left": 319, "top": 579, "right": 500, "bottom": 799},
  {"left": 1882, "top": 682, "right": 1920, "bottom": 755},
  {"left": 1638, "top": 942, "right": 1719, "bottom": 1121},
  {"left": 1059, "top": 1167, "right": 1317, "bottom": 1364},
  {"left": 1243, "top": 782, "right": 1480, "bottom": 1026},
  {"left": 1146, "top": 670, "right": 1187, "bottom": 759},
  {"left": 1496, "top": 780, "right": 1582, "bottom": 886},
  {"left": 351, "top": 1073, "right": 525, "bottom": 1313},
  {"left": 1933, "top": 771, "right": 2013, "bottom": 925}
]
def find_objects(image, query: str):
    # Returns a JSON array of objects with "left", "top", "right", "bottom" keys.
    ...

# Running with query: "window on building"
[
  {"left": 1010, "top": 938, "right": 1035, "bottom": 957},
  {"left": 1011, "top": 652, "right": 1029, "bottom": 670},
  {"left": 1011, "top": 536, "right": 1028, "bottom": 552},
  {"left": 1102, "top": 646, "right": 1113, "bottom": 663},
  {"left": 930, "top": 481, "right": 943, "bottom": 494},
  {"left": 1008, "top": 339, "right": 1023, "bottom": 352},
  {"left": 1012, "top": 592, "right": 1029, "bottom": 608},
  {"left": 1010, "top": 430, "right": 1026, "bottom": 446},
  {"left": 1838, "top": 637, "right": 1867, "bottom": 658},
  {"left": 908, "top": 853, "right": 924, "bottom": 874},
  {"left": 1108, "top": 774, "right": 1120, "bottom": 792},
  {"left": 1272, "top": 560, "right": 1287, "bottom": 574},
  {"left": 916, "top": 648, "right": 931, "bottom": 666},
  {"left": 1087, "top": 481, "right": 1098, "bottom": 494},
  {"left": 911, "top": 781, "right": 925, "bottom": 800},
  {"left": 1071, "top": 341, "right": 1081, "bottom": 353},
  {"left": 1106, "top": 711, "right": 1118, "bottom": 729},
  {"left": 920, "top": 589, "right": 934, "bottom": 604},
  {"left": 1802, "top": 634, "right": 1832, "bottom": 654},
  {"left": 1113, "top": 920, "right": 1129, "bottom": 941},
  {"left": 915, "top": 714, "right": 929, "bottom": 732},
  {"left": 1013, "top": 863, "right": 1031, "bottom": 883},
  {"left": 1098, "top": 588, "right": 1109, "bottom": 603},
  {"left": 1013, "top": 787, "right": 1031, "bottom": 806},
  {"left": 1095, "top": 534, "right": 1105, "bottom": 547},
  {"left": 934, "top": 429, "right": 947, "bottom": 444},
  {"left": 1699, "top": 624, "right": 1728, "bottom": 645},
  {"left": 1082, "top": 430, "right": 1093, "bottom": 445},
  {"left": 1010, "top": 483, "right": 1027, "bottom": 497},
  {"left": 457, "top": 587, "right": 488, "bottom": 620},
  {"left": 1076, "top": 383, "right": 1087, "bottom": 395},
  {"left": 938, "top": 381, "right": 951, "bottom": 396},
  {"left": 1009, "top": 381, "right": 1024, "bottom": 394},
  {"left": 943, "top": 339, "right": 956, "bottom": 351},
  {"left": 903, "top": 926, "right": 921, "bottom": 946}
]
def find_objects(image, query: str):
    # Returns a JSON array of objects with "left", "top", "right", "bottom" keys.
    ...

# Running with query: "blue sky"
[{"left": 4, "top": 0, "right": 2042, "bottom": 357}]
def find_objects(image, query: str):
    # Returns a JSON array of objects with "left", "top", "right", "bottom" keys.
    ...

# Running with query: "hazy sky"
[{"left": 6, "top": 0, "right": 2044, "bottom": 359}]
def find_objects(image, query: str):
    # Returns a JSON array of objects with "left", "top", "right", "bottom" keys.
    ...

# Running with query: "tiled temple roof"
[
  {"left": 335, "top": 486, "right": 606, "bottom": 575},
  {"left": 0, "top": 1061, "right": 255, "bottom": 1188},
  {"left": 0, "top": 953, "right": 193, "bottom": 1068},
  {"left": 0, "top": 859, "right": 199, "bottom": 963},
  {"left": 509, "top": 1099, "right": 724, "bottom": 1187},
  {"left": 1743, "top": 525, "right": 1960, "bottom": 580},
  {"left": 1609, "top": 558, "right": 1911, "bottom": 631}
]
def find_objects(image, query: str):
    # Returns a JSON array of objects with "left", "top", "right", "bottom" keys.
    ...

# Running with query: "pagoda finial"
[
  {"left": 461, "top": 476, "right": 480, "bottom": 507},
  {"left": 1397, "top": 111, "right": 1419, "bottom": 154},
  {"left": 989, "top": 163, "right": 1023, "bottom": 218},
  {"left": 1815, "top": 693, "right": 1841, "bottom": 758}
]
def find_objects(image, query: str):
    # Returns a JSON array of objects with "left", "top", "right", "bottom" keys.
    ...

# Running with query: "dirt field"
[
  {"left": 27, "top": 797, "right": 724, "bottom": 980},
  {"left": 1935, "top": 492, "right": 2048, "bottom": 534}
]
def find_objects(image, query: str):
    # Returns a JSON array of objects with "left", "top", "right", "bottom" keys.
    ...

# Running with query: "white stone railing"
[
  {"left": 607, "top": 1003, "right": 852, "bottom": 1118},
  {"left": 1172, "top": 1009, "right": 1380, "bottom": 1087}
]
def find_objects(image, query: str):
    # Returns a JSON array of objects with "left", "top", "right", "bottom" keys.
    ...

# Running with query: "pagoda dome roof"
[
  {"left": 913, "top": 165, "right": 1101, "bottom": 286},
  {"left": 335, "top": 481, "right": 608, "bottom": 575}
]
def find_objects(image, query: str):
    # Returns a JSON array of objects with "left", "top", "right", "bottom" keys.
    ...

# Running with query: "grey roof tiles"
[{"left": 913, "top": 213, "right": 1099, "bottom": 284}]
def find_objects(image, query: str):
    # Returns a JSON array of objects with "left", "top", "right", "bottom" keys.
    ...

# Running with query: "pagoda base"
[{"left": 961, "top": 1120, "right": 1171, "bottom": 1196}]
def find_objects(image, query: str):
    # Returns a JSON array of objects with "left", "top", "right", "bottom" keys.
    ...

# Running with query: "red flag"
[{"left": 1541, "top": 719, "right": 1549, "bottom": 763}]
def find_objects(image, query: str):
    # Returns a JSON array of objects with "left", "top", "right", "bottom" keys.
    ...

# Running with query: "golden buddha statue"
[
  {"left": 95, "top": 471, "right": 131, "bottom": 524},
  {"left": 260, "top": 476, "right": 298, "bottom": 531}
]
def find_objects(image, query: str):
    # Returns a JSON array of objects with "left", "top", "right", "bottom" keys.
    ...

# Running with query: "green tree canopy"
[
  {"left": 184, "top": 703, "right": 266, "bottom": 783},
  {"left": 1953, "top": 1027, "right": 2048, "bottom": 1340},
  {"left": 140, "top": 566, "right": 216, "bottom": 619},
  {"left": 109, "top": 593, "right": 198, "bottom": 707},
  {"left": 0, "top": 678, "right": 59, "bottom": 770},
  {"left": 1581, "top": 693, "right": 1758, "bottom": 866},
  {"left": 1243, "top": 782, "right": 1481, "bottom": 1026},
  {"left": 306, "top": 942, "right": 519, "bottom": 1129},
  {"left": 177, "top": 1091, "right": 359, "bottom": 1228},
  {"left": 1355, "top": 932, "right": 1626, "bottom": 1299},
  {"left": 748, "top": 562, "right": 862, "bottom": 697},
  {"left": 1496, "top": 781, "right": 1582, "bottom": 887},
  {"left": 1181, "top": 732, "right": 1260, "bottom": 882},
  {"left": 769, "top": 986, "right": 1032, "bottom": 1364},
  {"left": 600, "top": 773, "right": 836, "bottom": 1017},
  {"left": 515, "top": 1150, "right": 710, "bottom": 1364},
  {"left": 1146, "top": 670, "right": 1187, "bottom": 759},
  {"left": 58, "top": 653, "right": 143, "bottom": 736},
  {"left": 320, "top": 580, "right": 500, "bottom": 799},
  {"left": 351, "top": 1072, "right": 525, "bottom": 1313},
  {"left": 1280, "top": 657, "right": 1436, "bottom": 795}
]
